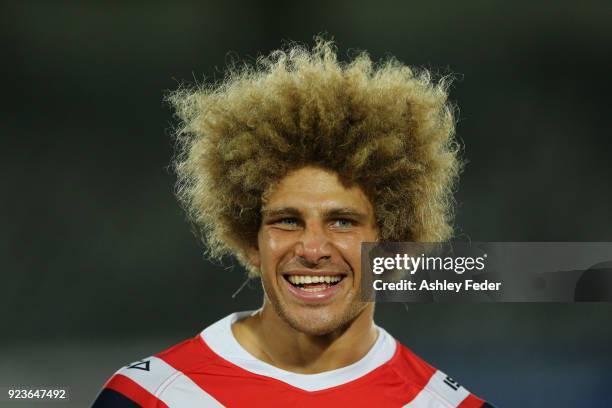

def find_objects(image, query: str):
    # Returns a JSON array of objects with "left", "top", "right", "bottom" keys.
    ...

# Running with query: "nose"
[{"left": 294, "top": 221, "right": 332, "bottom": 266}]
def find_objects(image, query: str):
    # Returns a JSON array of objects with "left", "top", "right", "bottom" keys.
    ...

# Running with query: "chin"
[
  {"left": 285, "top": 314, "right": 340, "bottom": 336},
  {"left": 280, "top": 304, "right": 362, "bottom": 337}
]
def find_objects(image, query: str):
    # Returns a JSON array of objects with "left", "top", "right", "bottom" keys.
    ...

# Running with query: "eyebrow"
[
  {"left": 325, "top": 208, "right": 369, "bottom": 222},
  {"left": 261, "top": 207, "right": 369, "bottom": 223},
  {"left": 261, "top": 207, "right": 302, "bottom": 219}
]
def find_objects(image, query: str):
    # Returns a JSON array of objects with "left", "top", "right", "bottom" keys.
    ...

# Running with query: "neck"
[{"left": 232, "top": 302, "right": 378, "bottom": 374}]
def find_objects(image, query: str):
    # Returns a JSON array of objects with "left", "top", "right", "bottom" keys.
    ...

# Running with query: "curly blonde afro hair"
[{"left": 169, "top": 39, "right": 461, "bottom": 277}]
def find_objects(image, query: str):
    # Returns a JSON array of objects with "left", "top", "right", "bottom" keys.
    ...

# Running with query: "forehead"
[{"left": 263, "top": 167, "right": 374, "bottom": 213}]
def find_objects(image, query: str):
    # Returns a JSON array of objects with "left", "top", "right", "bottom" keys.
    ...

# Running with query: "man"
[{"left": 93, "top": 39, "right": 493, "bottom": 407}]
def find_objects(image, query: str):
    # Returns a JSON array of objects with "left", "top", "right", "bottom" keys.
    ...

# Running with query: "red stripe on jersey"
[
  {"left": 392, "top": 343, "right": 438, "bottom": 385},
  {"left": 105, "top": 374, "right": 169, "bottom": 408},
  {"left": 156, "top": 335, "right": 214, "bottom": 371},
  {"left": 390, "top": 343, "right": 440, "bottom": 406},
  {"left": 458, "top": 392, "right": 486, "bottom": 408}
]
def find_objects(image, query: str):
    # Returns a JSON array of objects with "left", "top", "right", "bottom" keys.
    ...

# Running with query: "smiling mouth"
[{"left": 283, "top": 274, "right": 346, "bottom": 292}]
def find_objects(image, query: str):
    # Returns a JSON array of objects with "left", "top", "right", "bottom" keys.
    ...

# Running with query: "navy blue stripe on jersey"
[
  {"left": 481, "top": 402, "right": 497, "bottom": 408},
  {"left": 92, "top": 388, "right": 140, "bottom": 407}
]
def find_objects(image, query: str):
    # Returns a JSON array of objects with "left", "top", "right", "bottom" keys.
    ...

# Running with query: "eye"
[
  {"left": 279, "top": 218, "right": 298, "bottom": 225},
  {"left": 272, "top": 217, "right": 300, "bottom": 229},
  {"left": 331, "top": 218, "right": 354, "bottom": 228}
]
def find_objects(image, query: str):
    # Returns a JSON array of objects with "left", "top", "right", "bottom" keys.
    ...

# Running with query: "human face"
[{"left": 248, "top": 167, "right": 379, "bottom": 336}]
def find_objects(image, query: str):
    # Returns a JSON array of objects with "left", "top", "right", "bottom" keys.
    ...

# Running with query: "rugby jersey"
[{"left": 93, "top": 311, "right": 492, "bottom": 407}]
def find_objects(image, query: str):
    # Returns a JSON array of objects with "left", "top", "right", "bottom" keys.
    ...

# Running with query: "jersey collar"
[{"left": 200, "top": 310, "right": 397, "bottom": 391}]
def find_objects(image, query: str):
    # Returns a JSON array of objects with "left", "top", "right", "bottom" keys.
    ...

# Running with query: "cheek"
[
  {"left": 259, "top": 230, "right": 298, "bottom": 267},
  {"left": 332, "top": 228, "right": 378, "bottom": 269},
  {"left": 332, "top": 235, "right": 364, "bottom": 264}
]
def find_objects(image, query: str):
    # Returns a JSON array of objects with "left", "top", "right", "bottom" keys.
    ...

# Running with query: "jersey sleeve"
[
  {"left": 400, "top": 368, "right": 491, "bottom": 408},
  {"left": 394, "top": 343, "right": 495, "bottom": 408},
  {"left": 92, "top": 388, "right": 142, "bottom": 407},
  {"left": 91, "top": 358, "right": 171, "bottom": 408}
]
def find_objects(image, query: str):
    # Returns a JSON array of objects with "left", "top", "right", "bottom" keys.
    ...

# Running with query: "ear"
[{"left": 246, "top": 245, "right": 261, "bottom": 268}]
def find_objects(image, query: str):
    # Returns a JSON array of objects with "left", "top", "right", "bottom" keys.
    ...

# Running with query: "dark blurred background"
[{"left": 1, "top": 1, "right": 611, "bottom": 407}]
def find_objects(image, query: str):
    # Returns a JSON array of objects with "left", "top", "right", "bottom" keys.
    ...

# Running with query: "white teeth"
[
  {"left": 287, "top": 275, "right": 344, "bottom": 285},
  {"left": 302, "top": 286, "right": 327, "bottom": 292}
]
